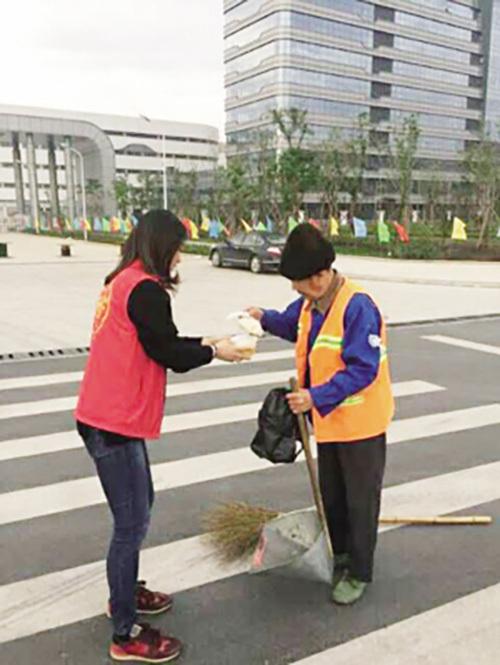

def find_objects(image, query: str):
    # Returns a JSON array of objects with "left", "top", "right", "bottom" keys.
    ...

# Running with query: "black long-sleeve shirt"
[{"left": 127, "top": 279, "right": 214, "bottom": 372}]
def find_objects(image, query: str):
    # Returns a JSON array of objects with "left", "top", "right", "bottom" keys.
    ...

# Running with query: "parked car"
[{"left": 209, "top": 231, "right": 286, "bottom": 273}]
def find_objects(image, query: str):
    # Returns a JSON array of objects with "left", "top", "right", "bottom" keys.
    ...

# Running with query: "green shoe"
[
  {"left": 332, "top": 553, "right": 350, "bottom": 589},
  {"left": 332, "top": 574, "right": 367, "bottom": 605}
]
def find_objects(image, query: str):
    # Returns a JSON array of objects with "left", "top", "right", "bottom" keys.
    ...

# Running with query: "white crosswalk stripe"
[
  {"left": 0, "top": 349, "right": 295, "bottom": 392},
  {"left": 1, "top": 459, "right": 500, "bottom": 645},
  {"left": 293, "top": 582, "right": 500, "bottom": 664},
  {"left": 2, "top": 403, "right": 500, "bottom": 526},
  {"left": 0, "top": 380, "right": 442, "bottom": 461},
  {"left": 422, "top": 334, "right": 500, "bottom": 357},
  {"left": 0, "top": 345, "right": 499, "bottom": 664},
  {"left": 0, "top": 377, "right": 442, "bottom": 421}
]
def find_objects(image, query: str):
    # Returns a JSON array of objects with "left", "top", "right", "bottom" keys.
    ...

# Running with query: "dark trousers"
[
  {"left": 80, "top": 427, "right": 154, "bottom": 638},
  {"left": 317, "top": 433, "right": 386, "bottom": 583}
]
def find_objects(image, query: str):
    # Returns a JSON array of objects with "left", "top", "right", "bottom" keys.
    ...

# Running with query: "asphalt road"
[{"left": 1, "top": 317, "right": 499, "bottom": 664}]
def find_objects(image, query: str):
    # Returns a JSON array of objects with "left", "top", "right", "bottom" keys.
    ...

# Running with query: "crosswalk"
[{"left": 1, "top": 331, "right": 500, "bottom": 664}]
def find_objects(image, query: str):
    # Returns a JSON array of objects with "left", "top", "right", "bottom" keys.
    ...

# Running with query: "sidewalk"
[{"left": 0, "top": 233, "right": 498, "bottom": 355}]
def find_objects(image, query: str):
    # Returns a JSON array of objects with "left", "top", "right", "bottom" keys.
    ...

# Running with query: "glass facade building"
[{"left": 224, "top": 0, "right": 499, "bottom": 204}]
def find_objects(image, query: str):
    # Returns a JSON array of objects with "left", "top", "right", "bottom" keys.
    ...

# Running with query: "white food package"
[{"left": 227, "top": 311, "right": 264, "bottom": 337}]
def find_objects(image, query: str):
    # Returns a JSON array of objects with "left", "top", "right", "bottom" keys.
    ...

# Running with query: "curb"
[{"left": 1, "top": 313, "right": 499, "bottom": 363}]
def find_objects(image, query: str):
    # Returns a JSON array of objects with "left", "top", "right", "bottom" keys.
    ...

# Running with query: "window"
[
  {"left": 373, "top": 57, "right": 393, "bottom": 74},
  {"left": 372, "top": 82, "right": 391, "bottom": 98}
]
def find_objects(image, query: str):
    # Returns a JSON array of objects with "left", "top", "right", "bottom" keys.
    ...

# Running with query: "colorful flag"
[
  {"left": 377, "top": 219, "right": 390, "bottom": 244},
  {"left": 72, "top": 217, "right": 80, "bottom": 230},
  {"left": 287, "top": 216, "right": 298, "bottom": 234},
  {"left": 64, "top": 218, "right": 72, "bottom": 231},
  {"left": 83, "top": 219, "right": 92, "bottom": 232},
  {"left": 219, "top": 219, "right": 230, "bottom": 236},
  {"left": 298, "top": 210, "right": 305, "bottom": 224},
  {"left": 308, "top": 218, "right": 321, "bottom": 229},
  {"left": 119, "top": 218, "right": 128, "bottom": 234},
  {"left": 201, "top": 212, "right": 210, "bottom": 233},
  {"left": 240, "top": 218, "right": 252, "bottom": 233},
  {"left": 393, "top": 222, "right": 410, "bottom": 243},
  {"left": 451, "top": 217, "right": 467, "bottom": 241},
  {"left": 125, "top": 218, "right": 134, "bottom": 233},
  {"left": 102, "top": 217, "right": 110, "bottom": 233},
  {"left": 255, "top": 221, "right": 267, "bottom": 232},
  {"left": 131, "top": 215, "right": 139, "bottom": 227},
  {"left": 93, "top": 217, "right": 102, "bottom": 232},
  {"left": 329, "top": 217, "right": 339, "bottom": 237},
  {"left": 209, "top": 219, "right": 220, "bottom": 239},
  {"left": 188, "top": 219, "right": 199, "bottom": 240},
  {"left": 266, "top": 216, "right": 274, "bottom": 232},
  {"left": 353, "top": 217, "right": 368, "bottom": 238}
]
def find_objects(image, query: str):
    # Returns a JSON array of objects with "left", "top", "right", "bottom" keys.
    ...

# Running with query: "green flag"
[
  {"left": 377, "top": 219, "right": 390, "bottom": 244},
  {"left": 287, "top": 216, "right": 298, "bottom": 235}
]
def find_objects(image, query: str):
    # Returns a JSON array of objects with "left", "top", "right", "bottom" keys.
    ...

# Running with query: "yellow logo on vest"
[{"left": 92, "top": 284, "right": 113, "bottom": 338}]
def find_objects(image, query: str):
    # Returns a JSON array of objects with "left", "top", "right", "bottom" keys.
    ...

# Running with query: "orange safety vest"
[{"left": 295, "top": 279, "right": 394, "bottom": 443}]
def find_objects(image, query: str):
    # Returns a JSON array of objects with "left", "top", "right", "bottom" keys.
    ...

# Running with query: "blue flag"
[
  {"left": 353, "top": 217, "right": 368, "bottom": 238},
  {"left": 266, "top": 216, "right": 274, "bottom": 232},
  {"left": 209, "top": 219, "right": 220, "bottom": 238}
]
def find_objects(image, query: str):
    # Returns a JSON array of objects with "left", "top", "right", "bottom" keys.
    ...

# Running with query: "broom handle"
[
  {"left": 290, "top": 378, "right": 334, "bottom": 559},
  {"left": 380, "top": 515, "right": 492, "bottom": 526}
]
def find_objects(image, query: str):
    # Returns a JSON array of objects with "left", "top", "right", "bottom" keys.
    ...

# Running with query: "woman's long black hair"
[{"left": 105, "top": 210, "right": 187, "bottom": 289}]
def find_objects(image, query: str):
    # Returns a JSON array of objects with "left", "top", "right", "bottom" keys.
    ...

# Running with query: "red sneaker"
[
  {"left": 109, "top": 623, "right": 182, "bottom": 663},
  {"left": 107, "top": 581, "right": 173, "bottom": 618},
  {"left": 136, "top": 581, "right": 173, "bottom": 615}
]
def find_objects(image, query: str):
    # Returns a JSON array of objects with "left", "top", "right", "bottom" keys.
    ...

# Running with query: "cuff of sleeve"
[
  {"left": 260, "top": 311, "right": 270, "bottom": 332},
  {"left": 308, "top": 386, "right": 337, "bottom": 418}
]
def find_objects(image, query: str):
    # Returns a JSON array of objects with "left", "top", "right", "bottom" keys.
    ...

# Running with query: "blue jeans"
[{"left": 80, "top": 426, "right": 154, "bottom": 638}]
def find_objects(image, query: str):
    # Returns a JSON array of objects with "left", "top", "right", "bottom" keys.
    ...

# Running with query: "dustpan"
[
  {"left": 250, "top": 509, "right": 332, "bottom": 584},
  {"left": 250, "top": 378, "right": 334, "bottom": 585}
]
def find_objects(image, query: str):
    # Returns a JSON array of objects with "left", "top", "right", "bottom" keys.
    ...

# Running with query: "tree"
[
  {"left": 222, "top": 156, "right": 254, "bottom": 229},
  {"left": 318, "top": 129, "right": 347, "bottom": 219},
  {"left": 131, "top": 172, "right": 163, "bottom": 211},
  {"left": 85, "top": 178, "right": 104, "bottom": 217},
  {"left": 170, "top": 169, "right": 199, "bottom": 219},
  {"left": 389, "top": 114, "right": 420, "bottom": 230},
  {"left": 272, "top": 108, "right": 318, "bottom": 221},
  {"left": 251, "top": 131, "right": 281, "bottom": 225},
  {"left": 344, "top": 113, "right": 370, "bottom": 218},
  {"left": 463, "top": 126, "right": 500, "bottom": 248},
  {"left": 114, "top": 176, "right": 131, "bottom": 217}
]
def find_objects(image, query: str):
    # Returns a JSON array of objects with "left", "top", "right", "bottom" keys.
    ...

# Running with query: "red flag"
[
  {"left": 393, "top": 222, "right": 410, "bottom": 243},
  {"left": 181, "top": 218, "right": 192, "bottom": 239}
]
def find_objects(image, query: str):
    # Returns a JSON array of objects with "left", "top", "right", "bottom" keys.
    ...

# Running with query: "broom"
[
  {"left": 203, "top": 378, "right": 492, "bottom": 563},
  {"left": 203, "top": 377, "right": 333, "bottom": 562}
]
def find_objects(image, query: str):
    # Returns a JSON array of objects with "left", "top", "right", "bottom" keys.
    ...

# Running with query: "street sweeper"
[
  {"left": 75, "top": 210, "right": 244, "bottom": 663},
  {"left": 247, "top": 223, "right": 395, "bottom": 605}
]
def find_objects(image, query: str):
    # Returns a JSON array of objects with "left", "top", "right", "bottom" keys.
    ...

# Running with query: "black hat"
[{"left": 279, "top": 224, "right": 335, "bottom": 280}]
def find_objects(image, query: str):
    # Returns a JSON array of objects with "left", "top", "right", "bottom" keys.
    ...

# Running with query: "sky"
[{"left": 1, "top": 0, "right": 226, "bottom": 135}]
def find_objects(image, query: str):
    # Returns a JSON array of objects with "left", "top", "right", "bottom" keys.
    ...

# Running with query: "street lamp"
[
  {"left": 139, "top": 114, "right": 168, "bottom": 209},
  {"left": 61, "top": 143, "right": 87, "bottom": 240}
]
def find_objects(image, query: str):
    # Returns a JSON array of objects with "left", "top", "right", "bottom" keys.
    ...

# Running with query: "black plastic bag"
[{"left": 250, "top": 388, "right": 302, "bottom": 464}]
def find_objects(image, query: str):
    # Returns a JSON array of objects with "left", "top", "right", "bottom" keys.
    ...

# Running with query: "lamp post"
[
  {"left": 61, "top": 143, "right": 87, "bottom": 240},
  {"left": 139, "top": 114, "right": 168, "bottom": 209}
]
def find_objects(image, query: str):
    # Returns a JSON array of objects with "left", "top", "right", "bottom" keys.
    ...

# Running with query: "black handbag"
[{"left": 250, "top": 387, "right": 303, "bottom": 464}]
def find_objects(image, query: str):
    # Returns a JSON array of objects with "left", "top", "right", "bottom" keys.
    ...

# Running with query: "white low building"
[{"left": 0, "top": 104, "right": 219, "bottom": 219}]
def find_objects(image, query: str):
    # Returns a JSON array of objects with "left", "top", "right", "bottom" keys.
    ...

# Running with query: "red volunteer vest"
[
  {"left": 75, "top": 261, "right": 167, "bottom": 439},
  {"left": 296, "top": 279, "right": 394, "bottom": 443}
]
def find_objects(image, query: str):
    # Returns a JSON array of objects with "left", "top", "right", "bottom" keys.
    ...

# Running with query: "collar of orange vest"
[{"left": 304, "top": 270, "right": 345, "bottom": 314}]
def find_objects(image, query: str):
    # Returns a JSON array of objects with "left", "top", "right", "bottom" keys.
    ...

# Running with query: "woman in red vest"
[{"left": 76, "top": 210, "right": 243, "bottom": 663}]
